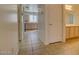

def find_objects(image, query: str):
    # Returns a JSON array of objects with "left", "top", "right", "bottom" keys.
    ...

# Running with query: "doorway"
[
  {"left": 23, "top": 4, "right": 38, "bottom": 31},
  {"left": 18, "top": 4, "right": 45, "bottom": 55},
  {"left": 23, "top": 4, "right": 39, "bottom": 46}
]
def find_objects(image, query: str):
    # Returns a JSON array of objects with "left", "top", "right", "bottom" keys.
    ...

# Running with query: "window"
[
  {"left": 29, "top": 15, "right": 38, "bottom": 23},
  {"left": 67, "top": 13, "right": 75, "bottom": 24}
]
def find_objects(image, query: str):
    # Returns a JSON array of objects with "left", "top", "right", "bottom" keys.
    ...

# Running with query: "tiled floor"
[{"left": 18, "top": 30, "right": 79, "bottom": 55}]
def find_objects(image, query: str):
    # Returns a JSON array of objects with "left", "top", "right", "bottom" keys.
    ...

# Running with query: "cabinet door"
[
  {"left": 75, "top": 27, "right": 79, "bottom": 37},
  {"left": 66, "top": 27, "right": 70, "bottom": 39},
  {"left": 70, "top": 27, "right": 75, "bottom": 38}
]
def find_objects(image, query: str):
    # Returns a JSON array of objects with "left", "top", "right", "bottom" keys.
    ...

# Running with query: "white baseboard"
[{"left": 0, "top": 49, "right": 19, "bottom": 55}]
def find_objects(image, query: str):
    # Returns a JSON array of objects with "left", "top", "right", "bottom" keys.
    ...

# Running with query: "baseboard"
[
  {"left": 43, "top": 41, "right": 50, "bottom": 45},
  {"left": 0, "top": 48, "right": 19, "bottom": 55},
  {"left": 66, "top": 37, "right": 79, "bottom": 40},
  {"left": 0, "top": 51, "right": 18, "bottom": 55}
]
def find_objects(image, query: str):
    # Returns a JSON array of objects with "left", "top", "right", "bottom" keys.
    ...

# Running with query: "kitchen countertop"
[{"left": 66, "top": 24, "right": 79, "bottom": 26}]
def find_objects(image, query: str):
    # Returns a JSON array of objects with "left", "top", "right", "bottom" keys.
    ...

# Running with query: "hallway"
[{"left": 19, "top": 30, "right": 79, "bottom": 55}]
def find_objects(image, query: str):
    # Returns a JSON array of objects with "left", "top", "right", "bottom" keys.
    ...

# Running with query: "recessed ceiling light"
[{"left": 65, "top": 5, "right": 72, "bottom": 11}]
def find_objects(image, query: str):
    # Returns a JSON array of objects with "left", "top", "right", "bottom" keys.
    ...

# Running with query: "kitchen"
[{"left": 64, "top": 5, "right": 79, "bottom": 41}]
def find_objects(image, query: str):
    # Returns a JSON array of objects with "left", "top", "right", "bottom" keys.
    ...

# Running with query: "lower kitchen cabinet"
[{"left": 66, "top": 26, "right": 79, "bottom": 39}]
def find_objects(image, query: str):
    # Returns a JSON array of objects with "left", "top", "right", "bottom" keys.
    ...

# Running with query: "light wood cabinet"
[
  {"left": 25, "top": 23, "right": 38, "bottom": 30},
  {"left": 70, "top": 27, "right": 75, "bottom": 38},
  {"left": 66, "top": 27, "right": 70, "bottom": 39},
  {"left": 75, "top": 27, "right": 79, "bottom": 37},
  {"left": 66, "top": 26, "right": 79, "bottom": 39}
]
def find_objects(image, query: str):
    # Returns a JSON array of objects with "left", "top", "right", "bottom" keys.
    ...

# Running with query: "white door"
[{"left": 47, "top": 4, "right": 63, "bottom": 43}]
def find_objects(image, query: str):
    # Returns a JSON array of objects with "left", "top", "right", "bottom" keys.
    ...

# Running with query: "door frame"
[
  {"left": 17, "top": 4, "right": 66, "bottom": 45},
  {"left": 62, "top": 4, "right": 66, "bottom": 42},
  {"left": 17, "top": 4, "right": 24, "bottom": 42}
]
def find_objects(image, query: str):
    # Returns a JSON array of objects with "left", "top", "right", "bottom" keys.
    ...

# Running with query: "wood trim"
[{"left": 62, "top": 4, "right": 66, "bottom": 42}]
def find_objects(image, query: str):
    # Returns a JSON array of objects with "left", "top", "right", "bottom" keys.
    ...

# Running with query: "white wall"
[{"left": 0, "top": 5, "right": 18, "bottom": 54}]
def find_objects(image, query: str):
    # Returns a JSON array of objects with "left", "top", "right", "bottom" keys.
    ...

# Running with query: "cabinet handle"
[{"left": 49, "top": 24, "right": 52, "bottom": 25}]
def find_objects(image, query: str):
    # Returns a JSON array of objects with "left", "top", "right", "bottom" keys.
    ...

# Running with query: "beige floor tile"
[
  {"left": 19, "top": 30, "right": 79, "bottom": 55},
  {"left": 32, "top": 48, "right": 48, "bottom": 55},
  {"left": 18, "top": 49, "right": 32, "bottom": 55}
]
